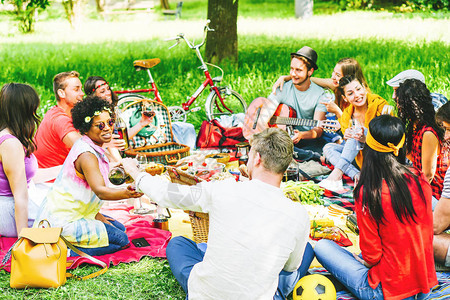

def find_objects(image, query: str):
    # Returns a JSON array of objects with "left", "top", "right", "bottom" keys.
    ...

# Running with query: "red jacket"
[{"left": 355, "top": 170, "right": 437, "bottom": 300}]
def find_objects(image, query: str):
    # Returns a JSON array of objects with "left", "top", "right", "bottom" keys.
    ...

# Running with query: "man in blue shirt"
[{"left": 268, "top": 46, "right": 328, "bottom": 161}]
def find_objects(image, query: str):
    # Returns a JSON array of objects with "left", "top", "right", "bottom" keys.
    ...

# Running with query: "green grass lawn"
[
  {"left": 0, "top": 2, "right": 449, "bottom": 298},
  {"left": 0, "top": 36, "right": 448, "bottom": 127},
  {"left": 0, "top": 257, "right": 185, "bottom": 299}
]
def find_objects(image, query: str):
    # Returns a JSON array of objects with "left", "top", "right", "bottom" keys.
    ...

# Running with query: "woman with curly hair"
[
  {"left": 315, "top": 115, "right": 437, "bottom": 300},
  {"left": 396, "top": 79, "right": 445, "bottom": 201},
  {"left": 84, "top": 76, "right": 154, "bottom": 141},
  {"left": 34, "top": 95, "right": 143, "bottom": 256}
]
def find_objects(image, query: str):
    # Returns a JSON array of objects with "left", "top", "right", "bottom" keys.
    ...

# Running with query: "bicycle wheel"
[
  {"left": 117, "top": 93, "right": 146, "bottom": 112},
  {"left": 206, "top": 87, "right": 247, "bottom": 121},
  {"left": 168, "top": 106, "right": 187, "bottom": 122}
]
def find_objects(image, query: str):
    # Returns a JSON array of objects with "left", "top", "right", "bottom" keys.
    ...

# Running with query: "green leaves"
[{"left": 1, "top": 0, "right": 50, "bottom": 33}]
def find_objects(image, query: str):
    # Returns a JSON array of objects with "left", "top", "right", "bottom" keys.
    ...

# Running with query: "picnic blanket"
[
  {"left": 0, "top": 203, "right": 171, "bottom": 272},
  {"left": 309, "top": 267, "right": 450, "bottom": 299},
  {"left": 317, "top": 172, "right": 356, "bottom": 211}
]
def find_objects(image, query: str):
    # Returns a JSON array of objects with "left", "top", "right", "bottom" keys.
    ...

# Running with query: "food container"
[{"left": 194, "top": 163, "right": 226, "bottom": 180}]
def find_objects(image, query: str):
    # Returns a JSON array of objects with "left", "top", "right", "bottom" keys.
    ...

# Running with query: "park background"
[{"left": 0, "top": 0, "right": 449, "bottom": 298}]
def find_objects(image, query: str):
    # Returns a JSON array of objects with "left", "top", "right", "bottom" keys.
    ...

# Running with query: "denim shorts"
[{"left": 0, "top": 195, "right": 36, "bottom": 237}]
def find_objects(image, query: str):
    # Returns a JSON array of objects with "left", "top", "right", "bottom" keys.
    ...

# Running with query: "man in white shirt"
[{"left": 123, "top": 128, "right": 312, "bottom": 299}]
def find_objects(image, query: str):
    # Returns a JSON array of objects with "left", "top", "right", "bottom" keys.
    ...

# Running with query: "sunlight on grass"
[{"left": 0, "top": 12, "right": 448, "bottom": 44}]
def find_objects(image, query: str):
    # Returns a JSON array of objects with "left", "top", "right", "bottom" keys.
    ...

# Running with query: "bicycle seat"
[
  {"left": 212, "top": 76, "right": 222, "bottom": 82},
  {"left": 133, "top": 58, "right": 161, "bottom": 70}
]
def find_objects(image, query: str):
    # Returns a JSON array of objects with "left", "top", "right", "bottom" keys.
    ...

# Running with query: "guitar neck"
[{"left": 271, "top": 116, "right": 319, "bottom": 128}]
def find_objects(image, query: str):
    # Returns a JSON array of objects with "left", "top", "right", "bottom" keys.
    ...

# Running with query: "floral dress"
[{"left": 34, "top": 136, "right": 110, "bottom": 248}]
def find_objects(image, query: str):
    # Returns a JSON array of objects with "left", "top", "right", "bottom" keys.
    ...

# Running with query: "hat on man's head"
[
  {"left": 290, "top": 46, "right": 318, "bottom": 70},
  {"left": 386, "top": 69, "right": 425, "bottom": 87}
]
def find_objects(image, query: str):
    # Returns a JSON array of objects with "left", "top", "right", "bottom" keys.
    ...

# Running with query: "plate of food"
[
  {"left": 205, "top": 153, "right": 230, "bottom": 165},
  {"left": 145, "top": 162, "right": 165, "bottom": 176}
]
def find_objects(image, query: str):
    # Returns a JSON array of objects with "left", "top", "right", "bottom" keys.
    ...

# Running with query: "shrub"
[
  {"left": 406, "top": 0, "right": 450, "bottom": 10},
  {"left": 1, "top": 0, "right": 50, "bottom": 32}
]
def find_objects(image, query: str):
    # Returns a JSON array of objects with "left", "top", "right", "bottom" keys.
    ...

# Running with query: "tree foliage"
[
  {"left": 331, "top": 0, "right": 449, "bottom": 10},
  {"left": 407, "top": 0, "right": 449, "bottom": 10},
  {"left": 1, "top": 0, "right": 49, "bottom": 33}
]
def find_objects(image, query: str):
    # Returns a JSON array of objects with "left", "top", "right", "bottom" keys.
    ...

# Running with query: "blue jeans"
[
  {"left": 323, "top": 139, "right": 360, "bottom": 180},
  {"left": 294, "top": 137, "right": 327, "bottom": 162},
  {"left": 314, "top": 239, "right": 431, "bottom": 300},
  {"left": 70, "top": 216, "right": 129, "bottom": 256},
  {"left": 322, "top": 114, "right": 343, "bottom": 144},
  {"left": 0, "top": 195, "right": 37, "bottom": 237},
  {"left": 172, "top": 122, "right": 196, "bottom": 149},
  {"left": 166, "top": 236, "right": 314, "bottom": 299}
]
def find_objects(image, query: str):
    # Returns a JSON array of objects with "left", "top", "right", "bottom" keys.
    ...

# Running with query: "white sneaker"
[{"left": 318, "top": 178, "right": 344, "bottom": 193}]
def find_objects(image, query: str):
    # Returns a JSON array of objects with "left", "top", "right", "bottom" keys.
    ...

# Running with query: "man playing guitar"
[{"left": 244, "top": 46, "right": 330, "bottom": 162}]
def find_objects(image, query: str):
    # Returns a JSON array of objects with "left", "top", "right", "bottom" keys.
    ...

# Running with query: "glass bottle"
[
  {"left": 282, "top": 159, "right": 299, "bottom": 182},
  {"left": 114, "top": 107, "right": 129, "bottom": 153},
  {"left": 108, "top": 166, "right": 133, "bottom": 185}
]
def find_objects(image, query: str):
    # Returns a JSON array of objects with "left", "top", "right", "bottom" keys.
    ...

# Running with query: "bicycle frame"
[
  {"left": 182, "top": 70, "right": 222, "bottom": 111},
  {"left": 172, "top": 28, "right": 236, "bottom": 114},
  {"left": 115, "top": 69, "right": 162, "bottom": 103}
]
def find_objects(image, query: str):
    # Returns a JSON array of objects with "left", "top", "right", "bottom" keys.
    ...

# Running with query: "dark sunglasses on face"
[{"left": 93, "top": 118, "right": 115, "bottom": 130}]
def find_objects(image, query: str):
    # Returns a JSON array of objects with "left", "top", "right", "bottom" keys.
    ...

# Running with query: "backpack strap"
[{"left": 60, "top": 236, "right": 108, "bottom": 280}]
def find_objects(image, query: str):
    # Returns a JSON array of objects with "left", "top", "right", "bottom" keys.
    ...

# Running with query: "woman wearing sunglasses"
[
  {"left": 84, "top": 76, "right": 155, "bottom": 160},
  {"left": 84, "top": 76, "right": 154, "bottom": 139},
  {"left": 34, "top": 95, "right": 143, "bottom": 256}
]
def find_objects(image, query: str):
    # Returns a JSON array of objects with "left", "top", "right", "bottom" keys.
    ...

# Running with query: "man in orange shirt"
[{"left": 34, "top": 71, "right": 84, "bottom": 168}]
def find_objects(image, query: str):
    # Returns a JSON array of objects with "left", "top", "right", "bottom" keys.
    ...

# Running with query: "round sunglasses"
[{"left": 93, "top": 118, "right": 115, "bottom": 130}]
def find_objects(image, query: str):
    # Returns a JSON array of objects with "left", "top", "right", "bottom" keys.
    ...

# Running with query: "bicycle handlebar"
[{"left": 166, "top": 20, "right": 214, "bottom": 50}]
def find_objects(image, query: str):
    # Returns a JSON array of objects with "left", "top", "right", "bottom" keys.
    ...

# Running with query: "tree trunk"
[
  {"left": 160, "top": 0, "right": 170, "bottom": 10},
  {"left": 95, "top": 0, "right": 105, "bottom": 12},
  {"left": 295, "top": 0, "right": 313, "bottom": 19},
  {"left": 205, "top": 0, "right": 238, "bottom": 65}
]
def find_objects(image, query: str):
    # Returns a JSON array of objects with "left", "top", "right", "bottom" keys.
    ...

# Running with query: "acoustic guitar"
[{"left": 243, "top": 97, "right": 340, "bottom": 139}]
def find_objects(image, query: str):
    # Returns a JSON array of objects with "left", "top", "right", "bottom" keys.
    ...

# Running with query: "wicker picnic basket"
[
  {"left": 167, "top": 166, "right": 210, "bottom": 243},
  {"left": 121, "top": 98, "right": 190, "bottom": 165}
]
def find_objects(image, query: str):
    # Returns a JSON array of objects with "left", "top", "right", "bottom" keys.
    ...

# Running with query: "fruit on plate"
[{"left": 145, "top": 162, "right": 165, "bottom": 176}]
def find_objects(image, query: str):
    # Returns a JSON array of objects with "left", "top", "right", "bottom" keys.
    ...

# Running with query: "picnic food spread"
[{"left": 139, "top": 150, "right": 359, "bottom": 249}]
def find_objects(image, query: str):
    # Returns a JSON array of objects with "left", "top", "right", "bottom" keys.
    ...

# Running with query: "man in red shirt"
[{"left": 34, "top": 71, "right": 84, "bottom": 168}]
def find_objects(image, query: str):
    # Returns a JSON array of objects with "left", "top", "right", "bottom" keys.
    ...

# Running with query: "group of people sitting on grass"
[{"left": 0, "top": 45, "right": 449, "bottom": 299}]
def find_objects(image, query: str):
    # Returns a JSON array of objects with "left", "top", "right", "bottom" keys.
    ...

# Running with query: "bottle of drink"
[
  {"left": 114, "top": 107, "right": 129, "bottom": 155},
  {"left": 282, "top": 159, "right": 299, "bottom": 182},
  {"left": 108, "top": 166, "right": 133, "bottom": 185}
]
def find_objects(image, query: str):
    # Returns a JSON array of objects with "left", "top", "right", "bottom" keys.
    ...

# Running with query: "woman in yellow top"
[{"left": 318, "top": 75, "right": 390, "bottom": 192}]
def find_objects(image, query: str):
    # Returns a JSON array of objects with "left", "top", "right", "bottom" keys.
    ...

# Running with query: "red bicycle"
[{"left": 115, "top": 20, "right": 247, "bottom": 122}]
